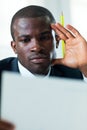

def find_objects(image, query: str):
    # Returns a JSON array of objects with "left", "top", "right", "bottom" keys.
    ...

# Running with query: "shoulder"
[
  {"left": 50, "top": 65, "right": 83, "bottom": 80},
  {"left": 0, "top": 57, "right": 19, "bottom": 88},
  {"left": 0, "top": 57, "right": 18, "bottom": 72},
  {"left": 0, "top": 57, "right": 17, "bottom": 66}
]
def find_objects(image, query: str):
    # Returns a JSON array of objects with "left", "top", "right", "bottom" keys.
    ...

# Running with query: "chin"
[{"left": 30, "top": 64, "right": 50, "bottom": 75}]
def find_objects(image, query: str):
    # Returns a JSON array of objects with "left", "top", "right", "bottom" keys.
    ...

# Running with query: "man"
[
  {"left": 0, "top": 5, "right": 84, "bottom": 80},
  {"left": 0, "top": 5, "right": 87, "bottom": 129}
]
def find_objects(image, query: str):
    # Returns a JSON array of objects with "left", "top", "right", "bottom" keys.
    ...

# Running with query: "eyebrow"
[
  {"left": 18, "top": 35, "right": 30, "bottom": 38},
  {"left": 40, "top": 30, "right": 52, "bottom": 35},
  {"left": 17, "top": 30, "right": 52, "bottom": 39}
]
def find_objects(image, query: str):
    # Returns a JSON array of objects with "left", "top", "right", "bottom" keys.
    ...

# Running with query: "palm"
[
  {"left": 51, "top": 23, "right": 87, "bottom": 69},
  {"left": 62, "top": 37, "right": 87, "bottom": 68}
]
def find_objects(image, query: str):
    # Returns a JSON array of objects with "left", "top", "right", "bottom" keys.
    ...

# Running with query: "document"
[{"left": 1, "top": 71, "right": 87, "bottom": 130}]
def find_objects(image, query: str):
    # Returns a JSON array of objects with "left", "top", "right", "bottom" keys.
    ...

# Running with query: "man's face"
[{"left": 11, "top": 16, "right": 55, "bottom": 75}]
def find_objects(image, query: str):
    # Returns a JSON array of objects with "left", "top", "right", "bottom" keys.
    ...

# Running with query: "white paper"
[{"left": 1, "top": 71, "right": 87, "bottom": 130}]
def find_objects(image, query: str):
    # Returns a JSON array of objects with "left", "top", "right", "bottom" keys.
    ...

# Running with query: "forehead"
[{"left": 13, "top": 16, "right": 51, "bottom": 33}]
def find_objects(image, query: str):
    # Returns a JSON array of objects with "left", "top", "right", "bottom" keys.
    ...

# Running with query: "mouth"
[{"left": 30, "top": 55, "right": 48, "bottom": 64}]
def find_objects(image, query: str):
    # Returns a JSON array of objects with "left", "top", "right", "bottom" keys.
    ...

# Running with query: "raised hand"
[{"left": 51, "top": 23, "right": 87, "bottom": 77}]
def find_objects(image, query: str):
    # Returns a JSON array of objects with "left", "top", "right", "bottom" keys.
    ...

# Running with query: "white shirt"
[
  {"left": 18, "top": 61, "right": 87, "bottom": 82},
  {"left": 83, "top": 74, "right": 87, "bottom": 83},
  {"left": 18, "top": 61, "right": 50, "bottom": 78}
]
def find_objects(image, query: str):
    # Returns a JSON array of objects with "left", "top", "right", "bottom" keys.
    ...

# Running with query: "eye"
[
  {"left": 19, "top": 37, "right": 31, "bottom": 43},
  {"left": 40, "top": 34, "right": 52, "bottom": 41}
]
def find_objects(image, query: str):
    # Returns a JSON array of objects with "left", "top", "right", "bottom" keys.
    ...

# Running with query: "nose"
[{"left": 30, "top": 39, "right": 43, "bottom": 52}]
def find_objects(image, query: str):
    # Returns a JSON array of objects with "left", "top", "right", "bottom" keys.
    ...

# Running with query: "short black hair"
[{"left": 10, "top": 5, "right": 56, "bottom": 40}]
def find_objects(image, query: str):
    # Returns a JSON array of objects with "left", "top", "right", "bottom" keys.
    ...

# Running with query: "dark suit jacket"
[{"left": 0, "top": 57, "right": 83, "bottom": 80}]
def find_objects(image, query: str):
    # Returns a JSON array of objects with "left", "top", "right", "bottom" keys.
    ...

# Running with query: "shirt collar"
[{"left": 18, "top": 61, "right": 51, "bottom": 78}]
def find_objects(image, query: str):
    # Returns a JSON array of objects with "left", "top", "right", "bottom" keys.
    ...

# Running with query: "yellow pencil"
[{"left": 60, "top": 12, "right": 65, "bottom": 57}]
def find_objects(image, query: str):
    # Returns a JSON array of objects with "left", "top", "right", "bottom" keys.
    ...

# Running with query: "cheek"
[
  {"left": 44, "top": 41, "right": 54, "bottom": 59},
  {"left": 48, "top": 40, "right": 55, "bottom": 53},
  {"left": 17, "top": 48, "right": 29, "bottom": 65},
  {"left": 16, "top": 44, "right": 28, "bottom": 58},
  {"left": 49, "top": 40, "right": 56, "bottom": 59},
  {"left": 16, "top": 43, "right": 29, "bottom": 53}
]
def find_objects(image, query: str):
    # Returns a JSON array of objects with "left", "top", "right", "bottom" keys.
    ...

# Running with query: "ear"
[{"left": 11, "top": 41, "right": 17, "bottom": 54}]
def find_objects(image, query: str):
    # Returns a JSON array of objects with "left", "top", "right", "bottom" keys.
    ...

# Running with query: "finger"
[
  {"left": 55, "top": 23, "right": 75, "bottom": 39},
  {"left": 66, "top": 24, "right": 81, "bottom": 37},
  {"left": 51, "top": 24, "right": 68, "bottom": 40},
  {"left": 0, "top": 120, "right": 15, "bottom": 130}
]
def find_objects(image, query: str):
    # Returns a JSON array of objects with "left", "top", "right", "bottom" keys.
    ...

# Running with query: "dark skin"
[
  {"left": 0, "top": 119, "right": 15, "bottom": 130},
  {"left": 11, "top": 16, "right": 56, "bottom": 75}
]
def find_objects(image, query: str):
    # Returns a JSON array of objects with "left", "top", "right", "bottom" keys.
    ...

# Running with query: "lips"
[{"left": 30, "top": 55, "right": 48, "bottom": 64}]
